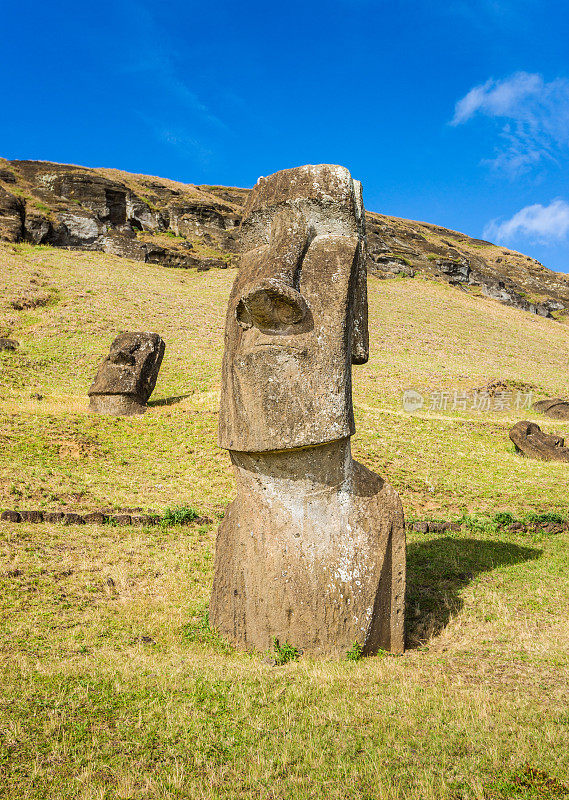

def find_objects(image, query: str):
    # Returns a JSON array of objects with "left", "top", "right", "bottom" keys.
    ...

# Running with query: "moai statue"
[
  {"left": 210, "top": 165, "right": 406, "bottom": 658},
  {"left": 88, "top": 332, "right": 165, "bottom": 415},
  {"left": 510, "top": 420, "right": 569, "bottom": 462}
]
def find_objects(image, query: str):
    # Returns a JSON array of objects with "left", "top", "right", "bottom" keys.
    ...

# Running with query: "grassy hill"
[{"left": 1, "top": 242, "right": 569, "bottom": 799}]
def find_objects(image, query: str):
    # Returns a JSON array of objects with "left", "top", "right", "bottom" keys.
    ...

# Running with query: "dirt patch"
[{"left": 9, "top": 291, "right": 54, "bottom": 311}]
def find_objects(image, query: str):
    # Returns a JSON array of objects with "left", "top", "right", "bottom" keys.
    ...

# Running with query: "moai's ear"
[{"left": 351, "top": 180, "right": 369, "bottom": 365}]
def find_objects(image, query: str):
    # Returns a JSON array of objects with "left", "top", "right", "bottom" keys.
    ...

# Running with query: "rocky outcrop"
[
  {"left": 0, "top": 158, "right": 242, "bottom": 270},
  {"left": 1, "top": 157, "right": 569, "bottom": 319},
  {"left": 365, "top": 214, "right": 569, "bottom": 319},
  {"left": 0, "top": 184, "right": 24, "bottom": 242}
]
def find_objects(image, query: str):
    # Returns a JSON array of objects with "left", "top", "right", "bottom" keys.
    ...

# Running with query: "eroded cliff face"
[
  {"left": 0, "top": 158, "right": 244, "bottom": 271},
  {"left": 1, "top": 157, "right": 568, "bottom": 318},
  {"left": 365, "top": 214, "right": 569, "bottom": 318}
]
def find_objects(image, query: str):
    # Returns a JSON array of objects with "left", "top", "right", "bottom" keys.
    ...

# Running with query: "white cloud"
[
  {"left": 451, "top": 72, "right": 544, "bottom": 125},
  {"left": 484, "top": 199, "right": 569, "bottom": 244},
  {"left": 451, "top": 72, "right": 569, "bottom": 175}
]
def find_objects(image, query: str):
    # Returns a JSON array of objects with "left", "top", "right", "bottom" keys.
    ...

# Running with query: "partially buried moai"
[
  {"left": 88, "top": 332, "right": 165, "bottom": 415},
  {"left": 210, "top": 165, "right": 406, "bottom": 657}
]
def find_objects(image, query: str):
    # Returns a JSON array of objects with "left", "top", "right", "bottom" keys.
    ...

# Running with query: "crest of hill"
[{"left": 1, "top": 157, "right": 568, "bottom": 319}]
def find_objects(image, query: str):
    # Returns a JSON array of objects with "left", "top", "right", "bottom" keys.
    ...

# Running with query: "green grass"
[
  {"left": 0, "top": 521, "right": 568, "bottom": 798},
  {"left": 1, "top": 242, "right": 569, "bottom": 798}
]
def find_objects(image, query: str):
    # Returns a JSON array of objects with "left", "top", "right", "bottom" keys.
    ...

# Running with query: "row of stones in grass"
[
  {"left": 0, "top": 509, "right": 213, "bottom": 526},
  {"left": 409, "top": 516, "right": 569, "bottom": 534}
]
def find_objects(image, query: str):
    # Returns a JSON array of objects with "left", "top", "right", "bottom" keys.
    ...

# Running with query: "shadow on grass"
[
  {"left": 148, "top": 393, "right": 193, "bottom": 408},
  {"left": 406, "top": 537, "right": 542, "bottom": 648}
]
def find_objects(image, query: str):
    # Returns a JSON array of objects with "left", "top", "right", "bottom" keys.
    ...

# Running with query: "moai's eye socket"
[{"left": 236, "top": 280, "right": 308, "bottom": 334}]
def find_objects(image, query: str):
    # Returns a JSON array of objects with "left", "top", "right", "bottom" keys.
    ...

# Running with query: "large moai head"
[{"left": 218, "top": 164, "right": 368, "bottom": 453}]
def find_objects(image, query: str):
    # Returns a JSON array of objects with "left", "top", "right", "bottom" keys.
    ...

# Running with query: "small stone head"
[
  {"left": 89, "top": 332, "right": 165, "bottom": 415},
  {"left": 219, "top": 164, "right": 368, "bottom": 452},
  {"left": 509, "top": 420, "right": 569, "bottom": 462}
]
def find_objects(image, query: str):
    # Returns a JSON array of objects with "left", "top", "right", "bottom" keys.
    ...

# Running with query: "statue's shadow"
[
  {"left": 405, "top": 537, "right": 542, "bottom": 648},
  {"left": 148, "top": 393, "right": 193, "bottom": 408}
]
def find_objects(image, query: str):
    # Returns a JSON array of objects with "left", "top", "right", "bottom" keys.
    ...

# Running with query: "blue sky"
[{"left": 2, "top": 0, "right": 569, "bottom": 270}]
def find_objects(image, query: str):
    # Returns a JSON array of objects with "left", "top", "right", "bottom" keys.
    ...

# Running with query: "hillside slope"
[
  {"left": 2, "top": 158, "right": 569, "bottom": 319},
  {"left": 1, "top": 240, "right": 569, "bottom": 518},
  {"left": 2, "top": 244, "right": 569, "bottom": 800}
]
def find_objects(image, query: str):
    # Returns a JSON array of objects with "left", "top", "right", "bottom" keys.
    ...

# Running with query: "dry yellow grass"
[{"left": 1, "top": 242, "right": 568, "bottom": 515}]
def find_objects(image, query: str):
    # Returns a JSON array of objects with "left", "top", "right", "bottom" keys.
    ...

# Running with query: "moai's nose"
[{"left": 236, "top": 279, "right": 308, "bottom": 334}]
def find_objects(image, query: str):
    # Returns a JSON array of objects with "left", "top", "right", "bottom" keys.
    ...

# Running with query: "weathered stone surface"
[
  {"left": 509, "top": 420, "right": 569, "bottom": 462},
  {"left": 112, "top": 514, "right": 132, "bottom": 526},
  {"left": 88, "top": 332, "right": 165, "bottom": 415},
  {"left": 43, "top": 511, "right": 64, "bottom": 523},
  {"left": 1, "top": 510, "right": 21, "bottom": 523},
  {"left": 0, "top": 185, "right": 24, "bottom": 242},
  {"left": 62, "top": 512, "right": 85, "bottom": 525},
  {"left": 53, "top": 211, "right": 101, "bottom": 248},
  {"left": 211, "top": 164, "right": 405, "bottom": 658},
  {"left": 533, "top": 398, "right": 569, "bottom": 420},
  {"left": 19, "top": 510, "right": 43, "bottom": 523},
  {"left": 83, "top": 511, "right": 107, "bottom": 524},
  {"left": 0, "top": 338, "right": 19, "bottom": 351}
]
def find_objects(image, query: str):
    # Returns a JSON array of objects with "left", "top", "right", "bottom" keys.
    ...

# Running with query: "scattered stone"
[
  {"left": 30, "top": 393, "right": 43, "bottom": 401},
  {"left": 196, "top": 259, "right": 226, "bottom": 271},
  {"left": 88, "top": 332, "right": 165, "bottom": 416},
  {"left": 533, "top": 398, "right": 569, "bottom": 420},
  {"left": 508, "top": 522, "right": 526, "bottom": 532},
  {"left": 540, "top": 522, "right": 565, "bottom": 534},
  {"left": 83, "top": 511, "right": 107, "bottom": 524},
  {"left": 509, "top": 420, "right": 569, "bottom": 462},
  {"left": 446, "top": 522, "right": 462, "bottom": 532},
  {"left": 0, "top": 338, "right": 19, "bottom": 351},
  {"left": 211, "top": 164, "right": 406, "bottom": 658},
  {"left": 125, "top": 513, "right": 158, "bottom": 526},
  {"left": 62, "top": 512, "right": 85, "bottom": 525},
  {"left": 1, "top": 510, "right": 21, "bottom": 523},
  {"left": 19, "top": 510, "right": 43, "bottom": 523}
]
